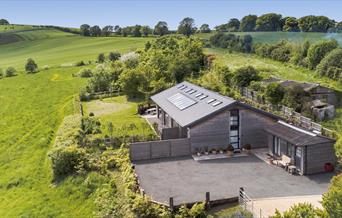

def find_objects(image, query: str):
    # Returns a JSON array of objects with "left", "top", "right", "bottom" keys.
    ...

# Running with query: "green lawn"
[
  {"left": 83, "top": 96, "right": 155, "bottom": 138},
  {"left": 0, "top": 29, "right": 151, "bottom": 69},
  {"left": 198, "top": 32, "right": 342, "bottom": 45}
]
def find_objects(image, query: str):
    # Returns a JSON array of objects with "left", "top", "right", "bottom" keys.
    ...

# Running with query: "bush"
[
  {"left": 265, "top": 83, "right": 285, "bottom": 105},
  {"left": 316, "top": 48, "right": 342, "bottom": 80},
  {"left": 108, "top": 51, "right": 121, "bottom": 62},
  {"left": 270, "top": 41, "right": 292, "bottom": 62},
  {"left": 233, "top": 66, "right": 261, "bottom": 87},
  {"left": 282, "top": 85, "right": 308, "bottom": 112},
  {"left": 119, "top": 52, "right": 139, "bottom": 68},
  {"left": 307, "top": 40, "right": 338, "bottom": 69},
  {"left": 25, "top": 58, "right": 38, "bottom": 73},
  {"left": 0, "top": 68, "right": 3, "bottom": 78},
  {"left": 48, "top": 145, "right": 88, "bottom": 180},
  {"left": 5, "top": 67, "right": 16, "bottom": 77},
  {"left": 175, "top": 202, "right": 207, "bottom": 218},
  {"left": 75, "top": 60, "right": 86, "bottom": 66},
  {"left": 78, "top": 68, "right": 93, "bottom": 78},
  {"left": 270, "top": 203, "right": 322, "bottom": 218},
  {"left": 97, "top": 53, "right": 105, "bottom": 63},
  {"left": 322, "top": 174, "right": 342, "bottom": 218}
]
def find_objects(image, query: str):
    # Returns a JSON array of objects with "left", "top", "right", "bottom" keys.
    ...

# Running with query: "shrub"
[
  {"left": 5, "top": 67, "right": 16, "bottom": 77},
  {"left": 0, "top": 68, "right": 3, "bottom": 78},
  {"left": 48, "top": 145, "right": 88, "bottom": 180},
  {"left": 270, "top": 41, "right": 292, "bottom": 62},
  {"left": 108, "top": 51, "right": 121, "bottom": 62},
  {"left": 97, "top": 53, "right": 105, "bottom": 63},
  {"left": 265, "top": 83, "right": 285, "bottom": 105},
  {"left": 316, "top": 48, "right": 342, "bottom": 80},
  {"left": 25, "top": 58, "right": 38, "bottom": 73},
  {"left": 282, "top": 85, "right": 307, "bottom": 112},
  {"left": 233, "top": 66, "right": 261, "bottom": 87},
  {"left": 75, "top": 60, "right": 86, "bottom": 66},
  {"left": 307, "top": 40, "right": 338, "bottom": 69},
  {"left": 322, "top": 174, "right": 342, "bottom": 218},
  {"left": 78, "top": 68, "right": 93, "bottom": 78},
  {"left": 119, "top": 52, "right": 139, "bottom": 68},
  {"left": 270, "top": 203, "right": 322, "bottom": 218}
]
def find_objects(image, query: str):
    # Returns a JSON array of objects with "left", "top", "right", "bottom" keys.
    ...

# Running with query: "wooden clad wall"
[{"left": 305, "top": 142, "right": 337, "bottom": 174}]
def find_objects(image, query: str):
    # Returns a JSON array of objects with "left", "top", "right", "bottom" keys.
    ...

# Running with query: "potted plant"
[
  {"left": 243, "top": 144, "right": 252, "bottom": 155},
  {"left": 227, "top": 144, "right": 234, "bottom": 157},
  {"left": 204, "top": 146, "right": 209, "bottom": 155},
  {"left": 219, "top": 148, "right": 224, "bottom": 154},
  {"left": 195, "top": 148, "right": 201, "bottom": 156},
  {"left": 211, "top": 148, "right": 217, "bottom": 154}
]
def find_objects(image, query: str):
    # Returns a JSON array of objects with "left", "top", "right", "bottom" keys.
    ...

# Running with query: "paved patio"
[{"left": 134, "top": 155, "right": 333, "bottom": 205}]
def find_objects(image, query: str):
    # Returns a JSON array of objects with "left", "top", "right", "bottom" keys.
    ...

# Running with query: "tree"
[
  {"left": 101, "top": 25, "right": 113, "bottom": 37},
  {"left": 97, "top": 53, "right": 105, "bottom": 63},
  {"left": 227, "top": 18, "right": 240, "bottom": 32},
  {"left": 322, "top": 174, "right": 342, "bottom": 218},
  {"left": 153, "top": 21, "right": 169, "bottom": 36},
  {"left": 307, "top": 40, "right": 338, "bottom": 69},
  {"left": 215, "top": 24, "right": 229, "bottom": 32},
  {"left": 316, "top": 48, "right": 342, "bottom": 80},
  {"left": 298, "top": 15, "right": 335, "bottom": 32},
  {"left": 108, "top": 51, "right": 121, "bottom": 62},
  {"left": 240, "top": 15, "right": 257, "bottom": 32},
  {"left": 132, "top": 25, "right": 142, "bottom": 37},
  {"left": 140, "top": 26, "right": 151, "bottom": 37},
  {"left": 80, "top": 24, "right": 90, "bottom": 36},
  {"left": 256, "top": 13, "right": 282, "bottom": 31},
  {"left": 233, "top": 66, "right": 260, "bottom": 87},
  {"left": 265, "top": 83, "right": 285, "bottom": 105},
  {"left": 282, "top": 85, "right": 307, "bottom": 112},
  {"left": 0, "top": 19, "right": 9, "bottom": 25},
  {"left": 114, "top": 25, "right": 122, "bottom": 35},
  {"left": 5, "top": 67, "right": 16, "bottom": 77},
  {"left": 119, "top": 69, "right": 146, "bottom": 98},
  {"left": 90, "top": 25, "right": 101, "bottom": 37},
  {"left": 283, "top": 17, "right": 300, "bottom": 32},
  {"left": 270, "top": 203, "right": 322, "bottom": 218},
  {"left": 178, "top": 17, "right": 196, "bottom": 36},
  {"left": 78, "top": 68, "right": 93, "bottom": 78},
  {"left": 199, "top": 24, "right": 211, "bottom": 33},
  {"left": 25, "top": 58, "right": 38, "bottom": 73}
]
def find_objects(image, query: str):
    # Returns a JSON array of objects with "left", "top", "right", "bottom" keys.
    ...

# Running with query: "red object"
[{"left": 324, "top": 163, "right": 334, "bottom": 172}]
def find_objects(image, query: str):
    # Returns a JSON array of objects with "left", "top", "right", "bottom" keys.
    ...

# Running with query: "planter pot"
[
  {"left": 197, "top": 152, "right": 201, "bottom": 156},
  {"left": 219, "top": 150, "right": 224, "bottom": 154},
  {"left": 212, "top": 151, "right": 217, "bottom": 154},
  {"left": 205, "top": 152, "right": 209, "bottom": 155}
]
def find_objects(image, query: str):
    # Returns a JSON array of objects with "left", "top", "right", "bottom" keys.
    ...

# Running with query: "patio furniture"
[
  {"left": 288, "top": 165, "right": 296, "bottom": 174},
  {"left": 278, "top": 155, "right": 291, "bottom": 168}
]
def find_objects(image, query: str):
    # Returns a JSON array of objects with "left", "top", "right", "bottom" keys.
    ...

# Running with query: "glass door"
[
  {"left": 229, "top": 110, "right": 240, "bottom": 149},
  {"left": 295, "top": 147, "right": 302, "bottom": 172}
]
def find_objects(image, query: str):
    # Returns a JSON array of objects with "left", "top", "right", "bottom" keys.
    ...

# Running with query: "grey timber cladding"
[
  {"left": 151, "top": 81, "right": 236, "bottom": 127},
  {"left": 130, "top": 138, "right": 191, "bottom": 161},
  {"left": 305, "top": 142, "right": 337, "bottom": 174},
  {"left": 239, "top": 107, "right": 275, "bottom": 148}
]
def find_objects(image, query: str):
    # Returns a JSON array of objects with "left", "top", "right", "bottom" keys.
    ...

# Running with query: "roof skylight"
[
  {"left": 207, "top": 98, "right": 216, "bottom": 104},
  {"left": 168, "top": 93, "right": 197, "bottom": 110},
  {"left": 212, "top": 101, "right": 222, "bottom": 107},
  {"left": 198, "top": 95, "right": 208, "bottom": 100}
]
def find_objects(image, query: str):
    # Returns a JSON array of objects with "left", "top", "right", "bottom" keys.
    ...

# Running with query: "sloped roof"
[
  {"left": 264, "top": 121, "right": 335, "bottom": 146},
  {"left": 151, "top": 81, "right": 236, "bottom": 127}
]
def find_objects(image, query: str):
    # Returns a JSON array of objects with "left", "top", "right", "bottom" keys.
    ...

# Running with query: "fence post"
[
  {"left": 169, "top": 197, "right": 174, "bottom": 214},
  {"left": 205, "top": 192, "right": 210, "bottom": 209}
]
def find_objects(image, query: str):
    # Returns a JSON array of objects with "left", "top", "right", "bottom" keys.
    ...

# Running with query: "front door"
[
  {"left": 295, "top": 147, "right": 302, "bottom": 172},
  {"left": 229, "top": 109, "right": 240, "bottom": 149}
]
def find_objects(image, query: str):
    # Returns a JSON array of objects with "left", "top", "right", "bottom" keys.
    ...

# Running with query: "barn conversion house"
[{"left": 131, "top": 81, "right": 336, "bottom": 175}]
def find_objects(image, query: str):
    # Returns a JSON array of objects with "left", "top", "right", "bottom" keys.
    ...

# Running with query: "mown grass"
[
  {"left": 198, "top": 32, "right": 342, "bottom": 45},
  {"left": 0, "top": 29, "right": 151, "bottom": 69},
  {"left": 83, "top": 96, "right": 155, "bottom": 138},
  {"left": 0, "top": 67, "right": 98, "bottom": 217}
]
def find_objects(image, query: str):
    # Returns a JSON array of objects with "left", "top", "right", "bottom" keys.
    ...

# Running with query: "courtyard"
[{"left": 133, "top": 155, "right": 333, "bottom": 206}]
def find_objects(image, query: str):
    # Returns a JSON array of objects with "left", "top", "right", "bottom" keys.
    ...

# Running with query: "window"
[
  {"left": 230, "top": 116, "right": 239, "bottom": 126},
  {"left": 287, "top": 143, "right": 294, "bottom": 157},
  {"left": 229, "top": 109, "right": 240, "bottom": 149},
  {"left": 195, "top": 93, "right": 203, "bottom": 97},
  {"left": 207, "top": 98, "right": 216, "bottom": 104},
  {"left": 273, "top": 136, "right": 281, "bottom": 156},
  {"left": 198, "top": 95, "right": 208, "bottom": 100},
  {"left": 212, "top": 101, "right": 222, "bottom": 107}
]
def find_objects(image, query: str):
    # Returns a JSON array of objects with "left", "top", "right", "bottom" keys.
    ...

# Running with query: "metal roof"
[
  {"left": 264, "top": 121, "right": 335, "bottom": 146},
  {"left": 151, "top": 81, "right": 236, "bottom": 127}
]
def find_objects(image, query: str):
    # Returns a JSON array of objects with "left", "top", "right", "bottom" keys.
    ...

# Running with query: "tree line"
[{"left": 215, "top": 13, "right": 342, "bottom": 33}]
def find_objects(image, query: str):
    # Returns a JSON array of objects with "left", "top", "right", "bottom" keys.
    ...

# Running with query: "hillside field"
[
  {"left": 0, "top": 28, "right": 150, "bottom": 69},
  {"left": 198, "top": 31, "right": 342, "bottom": 45}
]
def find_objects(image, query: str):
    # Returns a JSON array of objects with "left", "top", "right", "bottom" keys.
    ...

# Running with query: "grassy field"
[
  {"left": 198, "top": 32, "right": 342, "bottom": 45},
  {"left": 0, "top": 29, "right": 150, "bottom": 69}
]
